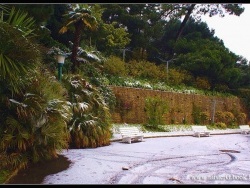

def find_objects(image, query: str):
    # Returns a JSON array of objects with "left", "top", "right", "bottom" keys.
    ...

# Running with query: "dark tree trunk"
[
  {"left": 71, "top": 21, "right": 83, "bottom": 73},
  {"left": 175, "top": 4, "right": 196, "bottom": 42},
  {"left": 169, "top": 4, "right": 196, "bottom": 60}
]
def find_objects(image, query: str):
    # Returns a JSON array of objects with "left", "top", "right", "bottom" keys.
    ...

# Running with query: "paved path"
[{"left": 43, "top": 131, "right": 250, "bottom": 184}]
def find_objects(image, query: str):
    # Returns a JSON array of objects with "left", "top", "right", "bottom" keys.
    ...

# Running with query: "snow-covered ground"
[{"left": 43, "top": 133, "right": 250, "bottom": 184}]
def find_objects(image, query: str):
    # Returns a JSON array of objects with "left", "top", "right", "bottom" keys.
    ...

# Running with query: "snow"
[{"left": 43, "top": 133, "right": 250, "bottom": 184}]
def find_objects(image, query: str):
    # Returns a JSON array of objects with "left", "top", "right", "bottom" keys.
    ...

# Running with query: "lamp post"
[
  {"left": 118, "top": 48, "right": 133, "bottom": 62},
  {"left": 166, "top": 58, "right": 177, "bottom": 82},
  {"left": 56, "top": 54, "right": 66, "bottom": 82},
  {"left": 157, "top": 54, "right": 177, "bottom": 83}
]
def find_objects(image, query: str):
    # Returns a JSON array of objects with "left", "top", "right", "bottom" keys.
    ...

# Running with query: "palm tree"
[
  {"left": 0, "top": 5, "right": 39, "bottom": 94},
  {"left": 0, "top": 5, "right": 71, "bottom": 173},
  {"left": 59, "top": 4, "right": 98, "bottom": 73},
  {"left": 63, "top": 74, "right": 112, "bottom": 148}
]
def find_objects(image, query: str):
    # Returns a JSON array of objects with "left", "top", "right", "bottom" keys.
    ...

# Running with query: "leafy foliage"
[
  {"left": 214, "top": 122, "right": 227, "bottom": 129},
  {"left": 0, "top": 68, "right": 70, "bottom": 171},
  {"left": 13, "top": 4, "right": 55, "bottom": 25},
  {"left": 0, "top": 5, "right": 37, "bottom": 37},
  {"left": 236, "top": 112, "right": 247, "bottom": 124},
  {"left": 78, "top": 57, "right": 117, "bottom": 111},
  {"left": 144, "top": 97, "right": 169, "bottom": 131},
  {"left": 103, "top": 56, "right": 127, "bottom": 77},
  {"left": 126, "top": 59, "right": 167, "bottom": 81},
  {"left": 0, "top": 22, "right": 40, "bottom": 94},
  {"left": 192, "top": 103, "right": 202, "bottom": 124},
  {"left": 92, "top": 22, "right": 131, "bottom": 55},
  {"left": 195, "top": 76, "right": 211, "bottom": 90},
  {"left": 62, "top": 74, "right": 112, "bottom": 148},
  {"left": 59, "top": 4, "right": 99, "bottom": 73},
  {"left": 0, "top": 6, "right": 71, "bottom": 177}
]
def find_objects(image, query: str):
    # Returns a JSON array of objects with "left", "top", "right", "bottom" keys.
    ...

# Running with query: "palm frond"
[
  {"left": 64, "top": 74, "right": 112, "bottom": 148},
  {"left": 59, "top": 26, "right": 68, "bottom": 34},
  {"left": 5, "top": 7, "right": 36, "bottom": 37}
]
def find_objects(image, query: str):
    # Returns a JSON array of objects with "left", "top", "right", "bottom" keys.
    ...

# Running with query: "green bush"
[
  {"left": 62, "top": 74, "right": 112, "bottom": 148},
  {"left": 192, "top": 103, "right": 202, "bottom": 124},
  {"left": 144, "top": 97, "right": 169, "bottom": 131},
  {"left": 195, "top": 76, "right": 211, "bottom": 90},
  {"left": 0, "top": 68, "right": 70, "bottom": 172},
  {"left": 236, "top": 112, "right": 247, "bottom": 125},
  {"left": 215, "top": 122, "right": 227, "bottom": 129},
  {"left": 126, "top": 60, "right": 166, "bottom": 81},
  {"left": 200, "top": 111, "right": 210, "bottom": 125},
  {"left": 0, "top": 9, "right": 70, "bottom": 175},
  {"left": 215, "top": 111, "right": 225, "bottom": 122},
  {"left": 79, "top": 62, "right": 117, "bottom": 112},
  {"left": 224, "top": 111, "right": 235, "bottom": 126},
  {"left": 168, "top": 68, "right": 186, "bottom": 85},
  {"left": 103, "top": 56, "right": 127, "bottom": 76}
]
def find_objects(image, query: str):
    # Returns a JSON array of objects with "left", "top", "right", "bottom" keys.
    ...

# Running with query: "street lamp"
[
  {"left": 166, "top": 58, "right": 178, "bottom": 83},
  {"left": 56, "top": 54, "right": 66, "bottom": 82},
  {"left": 117, "top": 48, "right": 133, "bottom": 62},
  {"left": 157, "top": 54, "right": 177, "bottom": 83}
]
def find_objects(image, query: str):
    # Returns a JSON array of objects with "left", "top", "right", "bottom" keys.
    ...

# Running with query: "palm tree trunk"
[{"left": 71, "top": 22, "right": 83, "bottom": 73}]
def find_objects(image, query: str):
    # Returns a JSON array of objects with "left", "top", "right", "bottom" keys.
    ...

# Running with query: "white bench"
[
  {"left": 119, "top": 126, "right": 144, "bottom": 144},
  {"left": 192, "top": 125, "right": 210, "bottom": 138},
  {"left": 239, "top": 125, "right": 250, "bottom": 134}
]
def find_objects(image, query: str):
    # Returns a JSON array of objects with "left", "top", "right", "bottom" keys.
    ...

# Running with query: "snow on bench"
[
  {"left": 119, "top": 126, "right": 144, "bottom": 144},
  {"left": 239, "top": 125, "right": 250, "bottom": 134},
  {"left": 192, "top": 125, "right": 210, "bottom": 138}
]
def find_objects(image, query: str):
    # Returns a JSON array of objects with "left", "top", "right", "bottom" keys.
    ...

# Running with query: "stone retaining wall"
[{"left": 110, "top": 86, "right": 248, "bottom": 125}]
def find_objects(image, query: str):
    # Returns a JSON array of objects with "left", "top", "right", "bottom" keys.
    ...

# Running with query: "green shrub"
[
  {"left": 224, "top": 111, "right": 235, "bottom": 126},
  {"left": 215, "top": 111, "right": 225, "bottom": 122},
  {"left": 195, "top": 76, "right": 211, "bottom": 90},
  {"left": 192, "top": 103, "right": 202, "bottom": 124},
  {"left": 126, "top": 60, "right": 165, "bottom": 81},
  {"left": 79, "top": 62, "right": 117, "bottom": 112},
  {"left": 215, "top": 122, "right": 227, "bottom": 129},
  {"left": 168, "top": 68, "right": 186, "bottom": 85},
  {"left": 144, "top": 97, "right": 168, "bottom": 131},
  {"left": 62, "top": 74, "right": 112, "bottom": 148},
  {"left": 126, "top": 60, "right": 146, "bottom": 78},
  {"left": 200, "top": 111, "right": 210, "bottom": 125},
  {"left": 103, "top": 56, "right": 126, "bottom": 76},
  {"left": 0, "top": 10, "right": 70, "bottom": 173},
  {"left": 214, "top": 84, "right": 229, "bottom": 93},
  {"left": 0, "top": 69, "right": 70, "bottom": 172},
  {"left": 236, "top": 112, "right": 247, "bottom": 125}
]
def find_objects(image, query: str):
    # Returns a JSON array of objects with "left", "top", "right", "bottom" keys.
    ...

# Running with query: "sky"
[{"left": 201, "top": 4, "right": 250, "bottom": 62}]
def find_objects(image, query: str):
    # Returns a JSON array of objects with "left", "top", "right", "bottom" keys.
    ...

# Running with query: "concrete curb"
[{"left": 110, "top": 129, "right": 242, "bottom": 142}]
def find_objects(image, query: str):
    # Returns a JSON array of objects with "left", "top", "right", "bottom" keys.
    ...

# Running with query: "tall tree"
[
  {"left": 175, "top": 4, "right": 244, "bottom": 42},
  {"left": 175, "top": 4, "right": 196, "bottom": 43},
  {"left": 101, "top": 4, "right": 167, "bottom": 61},
  {"left": 59, "top": 4, "right": 98, "bottom": 73},
  {"left": 161, "top": 4, "right": 245, "bottom": 59}
]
